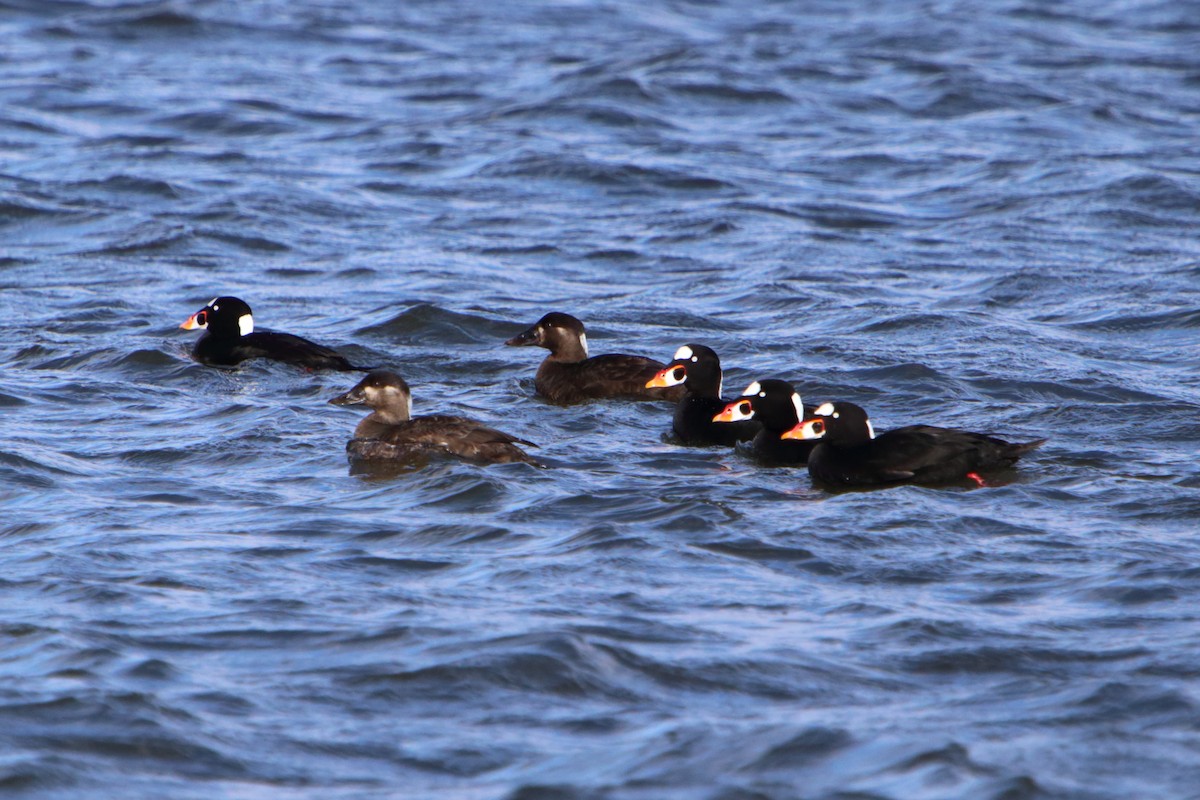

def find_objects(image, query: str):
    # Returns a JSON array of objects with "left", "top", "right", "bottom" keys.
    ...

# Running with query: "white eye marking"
[
  {"left": 814, "top": 402, "right": 836, "bottom": 416},
  {"left": 212, "top": 304, "right": 220, "bottom": 311},
  {"left": 674, "top": 345, "right": 693, "bottom": 361},
  {"left": 578, "top": 332, "right": 588, "bottom": 357},
  {"left": 790, "top": 392, "right": 804, "bottom": 421},
  {"left": 866, "top": 420, "right": 876, "bottom": 439},
  {"left": 758, "top": 391, "right": 766, "bottom": 398},
  {"left": 832, "top": 412, "right": 840, "bottom": 418},
  {"left": 238, "top": 313, "right": 254, "bottom": 336},
  {"left": 742, "top": 381, "right": 761, "bottom": 397}
]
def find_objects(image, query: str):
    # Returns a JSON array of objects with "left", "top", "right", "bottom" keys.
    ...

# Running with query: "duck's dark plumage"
[
  {"left": 647, "top": 344, "right": 760, "bottom": 446},
  {"left": 505, "top": 312, "right": 685, "bottom": 405},
  {"left": 181, "top": 296, "right": 370, "bottom": 371},
  {"left": 714, "top": 378, "right": 814, "bottom": 465},
  {"left": 330, "top": 370, "right": 540, "bottom": 466},
  {"left": 784, "top": 401, "right": 1045, "bottom": 488}
]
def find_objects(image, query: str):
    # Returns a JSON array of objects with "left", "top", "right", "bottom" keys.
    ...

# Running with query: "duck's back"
[
  {"left": 352, "top": 414, "right": 539, "bottom": 465},
  {"left": 809, "top": 425, "right": 1045, "bottom": 486},
  {"left": 535, "top": 354, "right": 685, "bottom": 404},
  {"left": 195, "top": 330, "right": 361, "bottom": 371}
]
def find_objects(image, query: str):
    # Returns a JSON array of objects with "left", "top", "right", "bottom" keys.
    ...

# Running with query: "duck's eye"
[{"left": 672, "top": 366, "right": 685, "bottom": 381}]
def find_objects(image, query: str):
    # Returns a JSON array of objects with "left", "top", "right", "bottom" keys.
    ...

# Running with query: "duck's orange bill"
[
  {"left": 781, "top": 418, "right": 826, "bottom": 441},
  {"left": 645, "top": 367, "right": 672, "bottom": 389},
  {"left": 179, "top": 313, "right": 202, "bottom": 330},
  {"left": 712, "top": 399, "right": 751, "bottom": 423}
]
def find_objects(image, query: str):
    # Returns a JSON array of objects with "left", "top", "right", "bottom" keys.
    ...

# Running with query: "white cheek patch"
[
  {"left": 742, "top": 381, "right": 761, "bottom": 397},
  {"left": 866, "top": 420, "right": 876, "bottom": 439},
  {"left": 814, "top": 402, "right": 836, "bottom": 416},
  {"left": 674, "top": 345, "right": 693, "bottom": 361},
  {"left": 578, "top": 332, "right": 588, "bottom": 358},
  {"left": 238, "top": 313, "right": 254, "bottom": 336},
  {"left": 790, "top": 392, "right": 805, "bottom": 421}
]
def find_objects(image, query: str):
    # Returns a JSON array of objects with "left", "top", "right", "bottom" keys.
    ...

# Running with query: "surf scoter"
[
  {"left": 329, "top": 370, "right": 540, "bottom": 466},
  {"left": 180, "top": 296, "right": 371, "bottom": 371},
  {"left": 646, "top": 344, "right": 761, "bottom": 446},
  {"left": 782, "top": 401, "right": 1045, "bottom": 488},
  {"left": 504, "top": 312, "right": 685, "bottom": 405},
  {"left": 712, "top": 379, "right": 814, "bottom": 465}
]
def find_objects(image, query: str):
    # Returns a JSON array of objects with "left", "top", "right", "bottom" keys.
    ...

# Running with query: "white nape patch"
[
  {"left": 866, "top": 420, "right": 876, "bottom": 439},
  {"left": 814, "top": 402, "right": 836, "bottom": 416},
  {"left": 674, "top": 345, "right": 693, "bottom": 361},
  {"left": 579, "top": 332, "right": 588, "bottom": 357},
  {"left": 742, "top": 381, "right": 761, "bottom": 397},
  {"left": 717, "top": 378, "right": 723, "bottom": 399},
  {"left": 238, "top": 313, "right": 254, "bottom": 336},
  {"left": 790, "top": 392, "right": 805, "bottom": 421}
]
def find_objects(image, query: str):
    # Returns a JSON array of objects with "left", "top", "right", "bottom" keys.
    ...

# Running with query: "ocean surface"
[{"left": 3, "top": 1, "right": 1200, "bottom": 797}]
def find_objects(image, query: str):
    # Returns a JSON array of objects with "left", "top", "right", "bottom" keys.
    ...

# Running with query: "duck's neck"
[
  {"left": 545, "top": 331, "right": 588, "bottom": 363},
  {"left": 353, "top": 406, "right": 409, "bottom": 438}
]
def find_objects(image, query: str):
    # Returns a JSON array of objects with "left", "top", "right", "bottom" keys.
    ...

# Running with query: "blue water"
[{"left": 3, "top": 1, "right": 1200, "bottom": 797}]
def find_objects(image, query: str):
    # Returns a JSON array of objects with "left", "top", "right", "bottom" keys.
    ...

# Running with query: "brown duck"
[
  {"left": 505, "top": 312, "right": 685, "bottom": 405},
  {"left": 329, "top": 370, "right": 540, "bottom": 466}
]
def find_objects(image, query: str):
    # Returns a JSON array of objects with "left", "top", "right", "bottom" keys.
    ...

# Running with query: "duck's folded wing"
[{"left": 576, "top": 354, "right": 680, "bottom": 397}]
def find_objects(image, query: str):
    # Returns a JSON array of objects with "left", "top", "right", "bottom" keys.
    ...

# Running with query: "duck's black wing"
[
  {"left": 850, "top": 426, "right": 1044, "bottom": 485},
  {"left": 239, "top": 331, "right": 371, "bottom": 371}
]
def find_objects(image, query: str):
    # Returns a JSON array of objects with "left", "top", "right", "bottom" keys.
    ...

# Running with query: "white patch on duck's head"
[
  {"left": 674, "top": 345, "right": 694, "bottom": 361},
  {"left": 238, "top": 313, "right": 254, "bottom": 336},
  {"left": 814, "top": 402, "right": 836, "bottom": 417},
  {"left": 741, "top": 380, "right": 762, "bottom": 397},
  {"left": 790, "top": 392, "right": 804, "bottom": 421},
  {"left": 578, "top": 332, "right": 588, "bottom": 358},
  {"left": 207, "top": 298, "right": 218, "bottom": 308}
]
